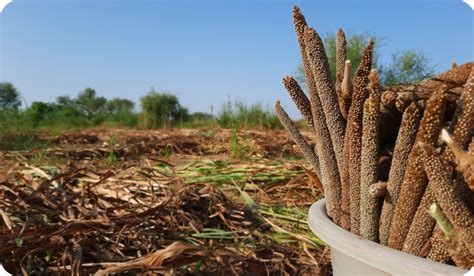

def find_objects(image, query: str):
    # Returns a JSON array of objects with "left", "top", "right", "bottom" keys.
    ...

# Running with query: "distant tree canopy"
[
  {"left": 70, "top": 88, "right": 107, "bottom": 118},
  {"left": 106, "top": 98, "right": 135, "bottom": 114},
  {"left": 295, "top": 32, "right": 435, "bottom": 88},
  {"left": 19, "top": 89, "right": 136, "bottom": 128},
  {"left": 3, "top": 85, "right": 279, "bottom": 130},
  {"left": 139, "top": 89, "right": 189, "bottom": 128},
  {"left": 380, "top": 50, "right": 435, "bottom": 87},
  {"left": 0, "top": 82, "right": 21, "bottom": 111},
  {"left": 56, "top": 88, "right": 106, "bottom": 118}
]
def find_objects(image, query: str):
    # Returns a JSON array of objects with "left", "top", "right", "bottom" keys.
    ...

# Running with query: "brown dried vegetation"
[{"left": 0, "top": 129, "right": 328, "bottom": 275}]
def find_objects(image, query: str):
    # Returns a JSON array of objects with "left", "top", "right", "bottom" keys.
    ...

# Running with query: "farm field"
[{"left": 0, "top": 128, "right": 329, "bottom": 275}]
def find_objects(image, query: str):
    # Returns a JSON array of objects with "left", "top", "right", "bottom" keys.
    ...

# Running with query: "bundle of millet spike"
[{"left": 275, "top": 6, "right": 474, "bottom": 269}]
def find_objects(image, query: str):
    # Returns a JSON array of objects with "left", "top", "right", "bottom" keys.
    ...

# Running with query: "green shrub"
[
  {"left": 217, "top": 99, "right": 281, "bottom": 130},
  {"left": 139, "top": 90, "right": 189, "bottom": 129},
  {"left": 0, "top": 111, "right": 44, "bottom": 151}
]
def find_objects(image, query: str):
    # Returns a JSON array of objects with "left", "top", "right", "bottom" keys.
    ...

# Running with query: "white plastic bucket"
[{"left": 308, "top": 199, "right": 468, "bottom": 275}]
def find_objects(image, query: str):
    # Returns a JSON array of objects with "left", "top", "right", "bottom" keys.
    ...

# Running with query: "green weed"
[
  {"left": 160, "top": 144, "right": 173, "bottom": 159},
  {"left": 106, "top": 134, "right": 118, "bottom": 165},
  {"left": 230, "top": 127, "right": 250, "bottom": 158}
]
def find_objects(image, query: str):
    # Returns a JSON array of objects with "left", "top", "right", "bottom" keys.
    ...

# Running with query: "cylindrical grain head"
[
  {"left": 388, "top": 90, "right": 446, "bottom": 250},
  {"left": 421, "top": 62, "right": 473, "bottom": 90},
  {"left": 283, "top": 76, "right": 314, "bottom": 128},
  {"left": 360, "top": 89, "right": 382, "bottom": 241},
  {"left": 427, "top": 227, "right": 451, "bottom": 263},
  {"left": 342, "top": 39, "right": 374, "bottom": 234},
  {"left": 274, "top": 100, "right": 321, "bottom": 181},
  {"left": 339, "top": 60, "right": 353, "bottom": 119},
  {"left": 379, "top": 103, "right": 421, "bottom": 245},
  {"left": 405, "top": 70, "right": 474, "bottom": 256},
  {"left": 304, "top": 26, "right": 346, "bottom": 174},
  {"left": 369, "top": 181, "right": 388, "bottom": 198},
  {"left": 419, "top": 142, "right": 474, "bottom": 255},
  {"left": 336, "top": 28, "right": 347, "bottom": 96}
]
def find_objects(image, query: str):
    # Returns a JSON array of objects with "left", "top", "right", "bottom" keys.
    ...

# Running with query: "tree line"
[
  {"left": 0, "top": 84, "right": 281, "bottom": 131},
  {"left": 0, "top": 84, "right": 195, "bottom": 129}
]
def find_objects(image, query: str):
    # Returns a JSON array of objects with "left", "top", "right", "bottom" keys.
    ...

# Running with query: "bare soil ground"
[{"left": 0, "top": 128, "right": 329, "bottom": 275}]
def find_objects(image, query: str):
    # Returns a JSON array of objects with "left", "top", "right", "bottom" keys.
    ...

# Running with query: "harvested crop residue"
[{"left": 0, "top": 128, "right": 329, "bottom": 275}]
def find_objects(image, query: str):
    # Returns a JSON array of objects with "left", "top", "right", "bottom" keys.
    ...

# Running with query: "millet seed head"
[
  {"left": 283, "top": 76, "right": 314, "bottom": 128},
  {"left": 303, "top": 26, "right": 346, "bottom": 174},
  {"left": 339, "top": 60, "right": 353, "bottom": 119},
  {"left": 342, "top": 39, "right": 375, "bottom": 234},
  {"left": 388, "top": 91, "right": 447, "bottom": 250},
  {"left": 336, "top": 28, "right": 347, "bottom": 95},
  {"left": 359, "top": 88, "right": 382, "bottom": 241},
  {"left": 274, "top": 100, "right": 320, "bottom": 181},
  {"left": 419, "top": 142, "right": 474, "bottom": 255},
  {"left": 379, "top": 102, "right": 421, "bottom": 245}
]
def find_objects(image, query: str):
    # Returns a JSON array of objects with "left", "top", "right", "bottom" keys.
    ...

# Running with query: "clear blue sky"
[{"left": 0, "top": 0, "right": 472, "bottom": 118}]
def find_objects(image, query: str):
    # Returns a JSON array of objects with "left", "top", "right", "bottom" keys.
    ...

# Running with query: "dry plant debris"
[
  {"left": 0, "top": 129, "right": 328, "bottom": 275},
  {"left": 276, "top": 5, "right": 473, "bottom": 270}
]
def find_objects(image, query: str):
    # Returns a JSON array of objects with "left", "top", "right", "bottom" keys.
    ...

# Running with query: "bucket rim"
[{"left": 308, "top": 199, "right": 467, "bottom": 275}]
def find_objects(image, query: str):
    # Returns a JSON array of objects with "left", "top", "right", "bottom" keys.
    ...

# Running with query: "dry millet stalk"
[
  {"left": 381, "top": 90, "right": 398, "bottom": 108},
  {"left": 274, "top": 100, "right": 321, "bottom": 181},
  {"left": 380, "top": 90, "right": 400, "bottom": 122},
  {"left": 306, "top": 91, "right": 343, "bottom": 224},
  {"left": 402, "top": 185, "right": 437, "bottom": 256},
  {"left": 442, "top": 68, "right": 474, "bottom": 188},
  {"left": 283, "top": 76, "right": 314, "bottom": 128},
  {"left": 388, "top": 90, "right": 446, "bottom": 250},
  {"left": 448, "top": 240, "right": 474, "bottom": 269},
  {"left": 427, "top": 175, "right": 473, "bottom": 263},
  {"left": 342, "top": 39, "right": 374, "bottom": 234},
  {"left": 369, "top": 181, "right": 387, "bottom": 198},
  {"left": 359, "top": 70, "right": 382, "bottom": 241},
  {"left": 403, "top": 77, "right": 474, "bottom": 255},
  {"left": 419, "top": 142, "right": 474, "bottom": 256},
  {"left": 291, "top": 6, "right": 321, "bottom": 126},
  {"left": 335, "top": 28, "right": 346, "bottom": 98},
  {"left": 377, "top": 153, "right": 392, "bottom": 181},
  {"left": 429, "top": 203, "right": 474, "bottom": 269},
  {"left": 291, "top": 7, "right": 342, "bottom": 223},
  {"left": 427, "top": 227, "right": 451, "bottom": 263},
  {"left": 339, "top": 60, "right": 353, "bottom": 120},
  {"left": 421, "top": 62, "right": 473, "bottom": 90},
  {"left": 304, "top": 26, "right": 346, "bottom": 174},
  {"left": 282, "top": 7, "right": 472, "bottom": 269},
  {"left": 291, "top": 7, "right": 322, "bottom": 127},
  {"left": 442, "top": 130, "right": 474, "bottom": 189}
]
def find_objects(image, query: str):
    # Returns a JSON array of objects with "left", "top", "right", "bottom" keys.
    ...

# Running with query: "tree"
[
  {"left": 380, "top": 50, "right": 435, "bottom": 86},
  {"left": 0, "top": 82, "right": 21, "bottom": 111},
  {"left": 106, "top": 98, "right": 135, "bottom": 115},
  {"left": 26, "top": 101, "right": 56, "bottom": 124},
  {"left": 74, "top": 88, "right": 107, "bottom": 118},
  {"left": 139, "top": 89, "right": 188, "bottom": 128},
  {"left": 56, "top": 95, "right": 73, "bottom": 106}
]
